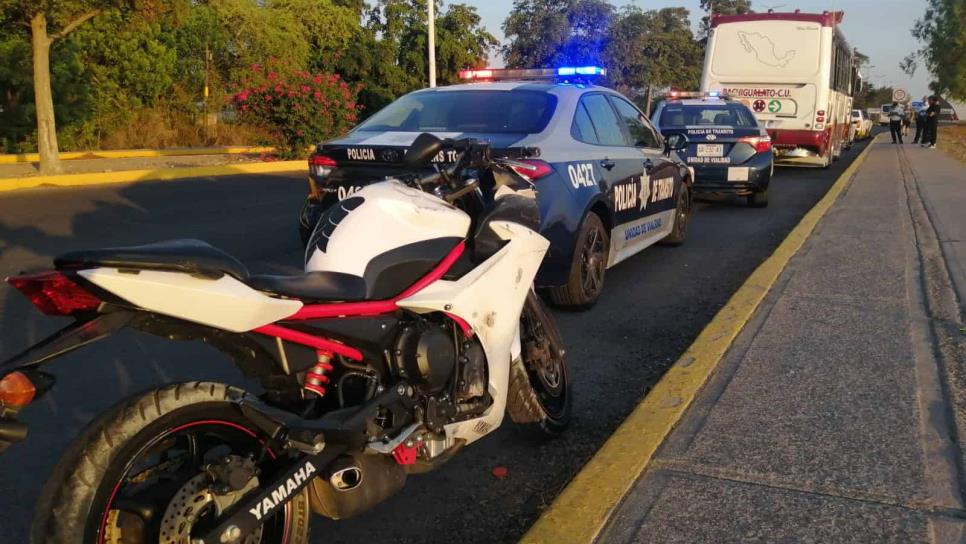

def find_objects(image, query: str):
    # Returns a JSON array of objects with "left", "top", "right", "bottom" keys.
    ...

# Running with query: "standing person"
[
  {"left": 902, "top": 106, "right": 912, "bottom": 137},
  {"left": 922, "top": 96, "right": 941, "bottom": 148},
  {"left": 913, "top": 103, "right": 928, "bottom": 143},
  {"left": 888, "top": 101, "right": 905, "bottom": 144}
]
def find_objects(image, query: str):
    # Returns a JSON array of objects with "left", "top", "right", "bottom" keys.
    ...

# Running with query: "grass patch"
[{"left": 937, "top": 124, "right": 966, "bottom": 163}]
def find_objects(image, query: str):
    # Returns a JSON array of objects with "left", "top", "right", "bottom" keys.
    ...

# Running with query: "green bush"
[{"left": 231, "top": 60, "right": 360, "bottom": 158}]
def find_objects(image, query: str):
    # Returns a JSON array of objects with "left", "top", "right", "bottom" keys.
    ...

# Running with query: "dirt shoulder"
[{"left": 938, "top": 124, "right": 966, "bottom": 163}]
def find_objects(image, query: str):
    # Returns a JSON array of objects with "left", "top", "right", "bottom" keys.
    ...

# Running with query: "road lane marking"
[
  {"left": 520, "top": 136, "right": 879, "bottom": 544},
  {"left": 0, "top": 146, "right": 278, "bottom": 164},
  {"left": 0, "top": 161, "right": 305, "bottom": 193}
]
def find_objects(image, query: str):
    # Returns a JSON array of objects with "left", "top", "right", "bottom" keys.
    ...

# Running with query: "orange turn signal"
[{"left": 0, "top": 371, "right": 36, "bottom": 408}]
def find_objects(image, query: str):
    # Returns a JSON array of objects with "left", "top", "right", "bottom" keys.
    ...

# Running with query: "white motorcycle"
[{"left": 0, "top": 134, "right": 571, "bottom": 543}]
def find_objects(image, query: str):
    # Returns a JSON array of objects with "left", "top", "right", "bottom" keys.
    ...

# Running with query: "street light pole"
[{"left": 428, "top": 0, "right": 436, "bottom": 88}]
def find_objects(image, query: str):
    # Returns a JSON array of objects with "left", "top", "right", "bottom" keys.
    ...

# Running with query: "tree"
[
  {"left": 0, "top": 1, "right": 125, "bottom": 174},
  {"left": 903, "top": 0, "right": 966, "bottom": 100},
  {"left": 699, "top": 0, "right": 752, "bottom": 38},
  {"left": 606, "top": 6, "right": 703, "bottom": 113},
  {"left": 342, "top": 0, "right": 495, "bottom": 114},
  {"left": 502, "top": 0, "right": 614, "bottom": 68},
  {"left": 854, "top": 84, "right": 894, "bottom": 110}
]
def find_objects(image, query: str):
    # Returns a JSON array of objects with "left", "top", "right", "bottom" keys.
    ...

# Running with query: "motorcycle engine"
[{"left": 391, "top": 321, "right": 455, "bottom": 392}]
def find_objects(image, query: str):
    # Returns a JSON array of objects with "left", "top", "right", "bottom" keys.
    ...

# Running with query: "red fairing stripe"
[
  {"left": 445, "top": 312, "right": 474, "bottom": 337},
  {"left": 254, "top": 324, "right": 364, "bottom": 361},
  {"left": 254, "top": 241, "right": 468, "bottom": 356},
  {"left": 288, "top": 241, "right": 466, "bottom": 320}
]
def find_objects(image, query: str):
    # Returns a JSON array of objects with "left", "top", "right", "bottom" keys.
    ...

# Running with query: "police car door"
[
  {"left": 606, "top": 95, "right": 677, "bottom": 265},
  {"left": 574, "top": 93, "right": 647, "bottom": 266}
]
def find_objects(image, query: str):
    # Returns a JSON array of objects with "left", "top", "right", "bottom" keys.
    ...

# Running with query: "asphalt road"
[{"left": 0, "top": 139, "right": 870, "bottom": 543}]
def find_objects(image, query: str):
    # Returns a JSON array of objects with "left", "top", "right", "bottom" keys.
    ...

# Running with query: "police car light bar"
[
  {"left": 666, "top": 91, "right": 729, "bottom": 100},
  {"left": 459, "top": 66, "right": 607, "bottom": 80}
]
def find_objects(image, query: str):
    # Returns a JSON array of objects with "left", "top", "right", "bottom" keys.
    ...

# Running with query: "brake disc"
[{"left": 159, "top": 473, "right": 263, "bottom": 544}]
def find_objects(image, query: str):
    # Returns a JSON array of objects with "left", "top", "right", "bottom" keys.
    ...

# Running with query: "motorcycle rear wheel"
[{"left": 31, "top": 382, "right": 310, "bottom": 544}]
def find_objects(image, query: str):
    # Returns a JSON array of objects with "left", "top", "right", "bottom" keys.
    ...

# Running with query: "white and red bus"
[{"left": 700, "top": 11, "right": 855, "bottom": 167}]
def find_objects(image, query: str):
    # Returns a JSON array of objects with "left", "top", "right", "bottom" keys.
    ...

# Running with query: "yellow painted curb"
[
  {"left": 521, "top": 136, "right": 880, "bottom": 544},
  {"left": 0, "top": 146, "right": 279, "bottom": 164},
  {"left": 0, "top": 161, "right": 306, "bottom": 193}
]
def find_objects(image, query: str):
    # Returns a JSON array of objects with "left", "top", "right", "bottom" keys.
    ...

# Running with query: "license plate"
[
  {"left": 696, "top": 144, "right": 724, "bottom": 157},
  {"left": 727, "top": 167, "right": 750, "bottom": 181}
]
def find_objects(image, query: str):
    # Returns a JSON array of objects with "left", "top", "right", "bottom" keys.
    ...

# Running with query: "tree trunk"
[
  {"left": 644, "top": 84, "right": 653, "bottom": 116},
  {"left": 31, "top": 12, "right": 62, "bottom": 175}
]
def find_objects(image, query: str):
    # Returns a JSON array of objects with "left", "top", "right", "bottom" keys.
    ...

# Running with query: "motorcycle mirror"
[{"left": 403, "top": 133, "right": 444, "bottom": 169}]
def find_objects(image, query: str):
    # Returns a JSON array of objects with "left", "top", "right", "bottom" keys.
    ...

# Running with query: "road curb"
[
  {"left": 520, "top": 136, "right": 879, "bottom": 544},
  {"left": 0, "top": 161, "right": 305, "bottom": 193},
  {"left": 0, "top": 146, "right": 277, "bottom": 164}
]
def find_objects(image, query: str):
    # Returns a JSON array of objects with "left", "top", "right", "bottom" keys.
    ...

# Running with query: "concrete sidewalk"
[{"left": 599, "top": 141, "right": 966, "bottom": 543}]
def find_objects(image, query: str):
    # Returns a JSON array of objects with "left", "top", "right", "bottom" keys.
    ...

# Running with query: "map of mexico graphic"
[{"left": 738, "top": 31, "right": 797, "bottom": 68}]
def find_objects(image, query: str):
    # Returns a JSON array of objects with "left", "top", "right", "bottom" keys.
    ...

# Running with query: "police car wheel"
[
  {"left": 546, "top": 213, "right": 608, "bottom": 308},
  {"left": 660, "top": 184, "right": 691, "bottom": 246},
  {"left": 747, "top": 189, "right": 769, "bottom": 208}
]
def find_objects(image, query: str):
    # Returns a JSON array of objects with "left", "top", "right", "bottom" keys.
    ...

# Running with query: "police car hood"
[{"left": 321, "top": 130, "right": 528, "bottom": 165}]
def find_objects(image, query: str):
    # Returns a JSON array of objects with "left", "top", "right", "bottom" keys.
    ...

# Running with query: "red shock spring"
[{"left": 304, "top": 350, "right": 334, "bottom": 397}]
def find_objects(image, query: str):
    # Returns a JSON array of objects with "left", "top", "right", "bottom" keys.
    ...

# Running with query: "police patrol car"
[
  {"left": 651, "top": 92, "right": 773, "bottom": 208},
  {"left": 300, "top": 67, "right": 693, "bottom": 307}
]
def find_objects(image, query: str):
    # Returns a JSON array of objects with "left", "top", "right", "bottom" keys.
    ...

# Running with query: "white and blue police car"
[
  {"left": 300, "top": 67, "right": 693, "bottom": 307},
  {"left": 651, "top": 92, "right": 774, "bottom": 208}
]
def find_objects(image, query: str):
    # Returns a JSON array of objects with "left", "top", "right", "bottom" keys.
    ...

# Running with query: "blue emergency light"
[
  {"left": 459, "top": 66, "right": 607, "bottom": 81},
  {"left": 557, "top": 66, "right": 606, "bottom": 76}
]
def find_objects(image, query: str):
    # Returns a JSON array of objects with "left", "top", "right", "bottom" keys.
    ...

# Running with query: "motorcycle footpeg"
[{"left": 287, "top": 428, "right": 326, "bottom": 454}]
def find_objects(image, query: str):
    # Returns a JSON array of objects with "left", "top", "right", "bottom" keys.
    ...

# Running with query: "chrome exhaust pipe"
[
  {"left": 329, "top": 465, "right": 362, "bottom": 491},
  {"left": 310, "top": 453, "right": 407, "bottom": 519}
]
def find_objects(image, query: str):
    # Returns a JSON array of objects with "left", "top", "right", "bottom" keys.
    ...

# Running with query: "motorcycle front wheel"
[
  {"left": 31, "top": 382, "right": 311, "bottom": 544},
  {"left": 518, "top": 291, "right": 572, "bottom": 435}
]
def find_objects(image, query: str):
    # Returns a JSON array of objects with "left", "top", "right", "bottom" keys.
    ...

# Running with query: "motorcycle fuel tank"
[{"left": 305, "top": 181, "right": 471, "bottom": 279}]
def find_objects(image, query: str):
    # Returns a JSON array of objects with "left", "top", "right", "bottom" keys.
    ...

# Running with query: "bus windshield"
[{"left": 710, "top": 21, "right": 822, "bottom": 78}]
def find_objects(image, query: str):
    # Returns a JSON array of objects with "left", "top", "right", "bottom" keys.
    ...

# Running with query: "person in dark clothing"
[
  {"left": 913, "top": 105, "right": 928, "bottom": 143},
  {"left": 889, "top": 102, "right": 906, "bottom": 144},
  {"left": 922, "top": 96, "right": 941, "bottom": 148},
  {"left": 888, "top": 101, "right": 905, "bottom": 144}
]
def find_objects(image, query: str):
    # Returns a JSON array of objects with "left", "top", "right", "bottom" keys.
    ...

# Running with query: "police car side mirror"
[
  {"left": 404, "top": 133, "right": 444, "bottom": 169},
  {"left": 665, "top": 133, "right": 689, "bottom": 153}
]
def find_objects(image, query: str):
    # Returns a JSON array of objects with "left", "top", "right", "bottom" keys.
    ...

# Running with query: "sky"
[{"left": 459, "top": 0, "right": 933, "bottom": 100}]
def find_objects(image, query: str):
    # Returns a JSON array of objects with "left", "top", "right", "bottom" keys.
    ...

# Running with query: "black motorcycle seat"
[
  {"left": 247, "top": 272, "right": 368, "bottom": 302},
  {"left": 55, "top": 239, "right": 250, "bottom": 280}
]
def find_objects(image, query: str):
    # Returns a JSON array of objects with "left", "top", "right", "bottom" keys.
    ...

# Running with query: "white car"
[{"left": 851, "top": 109, "right": 873, "bottom": 139}]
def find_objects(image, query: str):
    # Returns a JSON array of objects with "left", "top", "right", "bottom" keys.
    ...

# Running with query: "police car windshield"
[
  {"left": 659, "top": 104, "right": 757, "bottom": 127},
  {"left": 355, "top": 90, "right": 556, "bottom": 134}
]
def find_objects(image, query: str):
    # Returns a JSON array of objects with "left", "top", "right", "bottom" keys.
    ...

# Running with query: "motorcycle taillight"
[{"left": 6, "top": 271, "right": 101, "bottom": 315}]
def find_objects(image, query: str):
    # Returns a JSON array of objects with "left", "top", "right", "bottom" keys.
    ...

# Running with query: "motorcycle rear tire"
[{"left": 31, "top": 382, "right": 311, "bottom": 544}]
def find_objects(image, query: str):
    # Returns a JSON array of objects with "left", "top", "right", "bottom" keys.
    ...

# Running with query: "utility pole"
[
  {"left": 203, "top": 44, "right": 211, "bottom": 145},
  {"left": 428, "top": 0, "right": 437, "bottom": 87}
]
